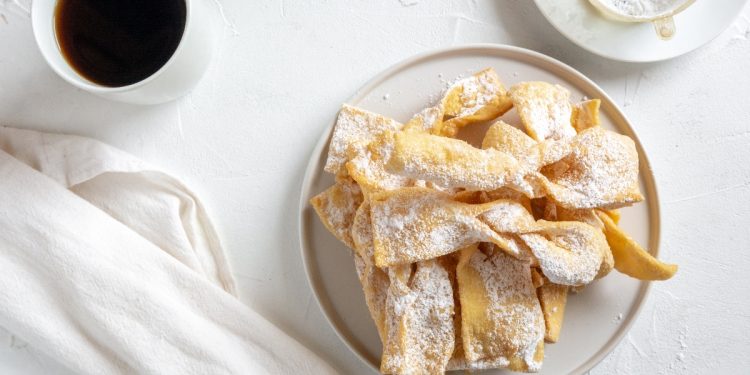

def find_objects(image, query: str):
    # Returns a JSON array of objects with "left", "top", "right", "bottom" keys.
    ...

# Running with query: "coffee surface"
[{"left": 55, "top": 0, "right": 186, "bottom": 87}]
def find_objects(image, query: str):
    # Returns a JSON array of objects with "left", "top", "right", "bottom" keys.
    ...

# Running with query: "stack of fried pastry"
[{"left": 311, "top": 68, "right": 677, "bottom": 374}]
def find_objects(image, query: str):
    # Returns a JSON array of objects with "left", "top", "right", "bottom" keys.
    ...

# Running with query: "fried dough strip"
[
  {"left": 325, "top": 105, "right": 402, "bottom": 176},
  {"left": 572, "top": 99, "right": 601, "bottom": 132},
  {"left": 381, "top": 260, "right": 455, "bottom": 375},
  {"left": 389, "top": 128, "right": 643, "bottom": 209},
  {"left": 457, "top": 244, "right": 545, "bottom": 372},
  {"left": 371, "top": 188, "right": 608, "bottom": 286},
  {"left": 431, "top": 68, "right": 513, "bottom": 137},
  {"left": 369, "top": 188, "right": 523, "bottom": 268},
  {"left": 351, "top": 202, "right": 390, "bottom": 343},
  {"left": 596, "top": 211, "right": 678, "bottom": 280},
  {"left": 309, "top": 178, "right": 363, "bottom": 249},
  {"left": 537, "top": 283, "right": 568, "bottom": 343},
  {"left": 509, "top": 81, "right": 576, "bottom": 142},
  {"left": 483, "top": 122, "right": 616, "bottom": 279}
]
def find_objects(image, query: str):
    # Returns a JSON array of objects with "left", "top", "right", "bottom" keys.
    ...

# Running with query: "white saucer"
[
  {"left": 299, "top": 45, "right": 662, "bottom": 374},
  {"left": 535, "top": 0, "right": 749, "bottom": 62}
]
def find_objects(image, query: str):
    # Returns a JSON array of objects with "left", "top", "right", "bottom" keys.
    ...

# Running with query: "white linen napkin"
[{"left": 0, "top": 127, "right": 337, "bottom": 375}]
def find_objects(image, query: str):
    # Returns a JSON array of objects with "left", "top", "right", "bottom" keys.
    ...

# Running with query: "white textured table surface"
[{"left": 1, "top": 1, "right": 749, "bottom": 374}]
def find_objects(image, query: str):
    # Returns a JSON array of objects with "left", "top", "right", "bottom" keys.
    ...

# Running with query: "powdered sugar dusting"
[
  {"left": 388, "top": 131, "right": 537, "bottom": 194},
  {"left": 353, "top": 254, "right": 390, "bottom": 342},
  {"left": 595, "top": 0, "right": 687, "bottom": 18},
  {"left": 389, "top": 127, "right": 643, "bottom": 210},
  {"left": 454, "top": 71, "right": 499, "bottom": 118},
  {"left": 543, "top": 127, "right": 643, "bottom": 209},
  {"left": 381, "top": 260, "right": 455, "bottom": 374},
  {"left": 479, "top": 200, "right": 536, "bottom": 233},
  {"left": 351, "top": 202, "right": 391, "bottom": 344},
  {"left": 520, "top": 221, "right": 608, "bottom": 285},
  {"left": 432, "top": 68, "right": 512, "bottom": 137},
  {"left": 510, "top": 81, "right": 576, "bottom": 142},
  {"left": 324, "top": 104, "right": 402, "bottom": 175},
  {"left": 351, "top": 201, "right": 375, "bottom": 261},
  {"left": 343, "top": 105, "right": 446, "bottom": 195},
  {"left": 347, "top": 132, "right": 413, "bottom": 195},
  {"left": 370, "top": 188, "right": 506, "bottom": 267},
  {"left": 459, "top": 247, "right": 545, "bottom": 371},
  {"left": 309, "top": 178, "right": 363, "bottom": 249},
  {"left": 403, "top": 106, "right": 443, "bottom": 133},
  {"left": 476, "top": 200, "right": 608, "bottom": 286}
]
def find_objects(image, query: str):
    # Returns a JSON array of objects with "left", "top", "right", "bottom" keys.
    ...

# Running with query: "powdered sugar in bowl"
[{"left": 588, "top": 0, "right": 696, "bottom": 40}]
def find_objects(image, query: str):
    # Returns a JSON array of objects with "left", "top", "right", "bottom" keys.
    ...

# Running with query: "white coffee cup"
[{"left": 31, "top": 0, "right": 217, "bottom": 105}]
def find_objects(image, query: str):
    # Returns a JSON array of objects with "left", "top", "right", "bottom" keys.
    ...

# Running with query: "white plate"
[
  {"left": 298, "top": 45, "right": 661, "bottom": 374},
  {"left": 535, "top": 0, "right": 749, "bottom": 62}
]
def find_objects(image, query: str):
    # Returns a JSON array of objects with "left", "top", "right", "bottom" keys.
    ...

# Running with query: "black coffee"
[{"left": 54, "top": 0, "right": 186, "bottom": 87}]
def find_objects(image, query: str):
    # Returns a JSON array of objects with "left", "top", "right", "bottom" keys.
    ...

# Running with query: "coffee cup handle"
[{"left": 653, "top": 16, "right": 676, "bottom": 40}]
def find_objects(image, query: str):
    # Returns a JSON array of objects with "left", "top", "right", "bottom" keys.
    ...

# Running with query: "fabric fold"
[{"left": 0, "top": 127, "right": 336, "bottom": 375}]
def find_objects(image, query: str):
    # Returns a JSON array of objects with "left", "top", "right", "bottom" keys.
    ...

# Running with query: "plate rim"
[
  {"left": 533, "top": 0, "right": 750, "bottom": 63},
  {"left": 297, "top": 44, "right": 661, "bottom": 374}
]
